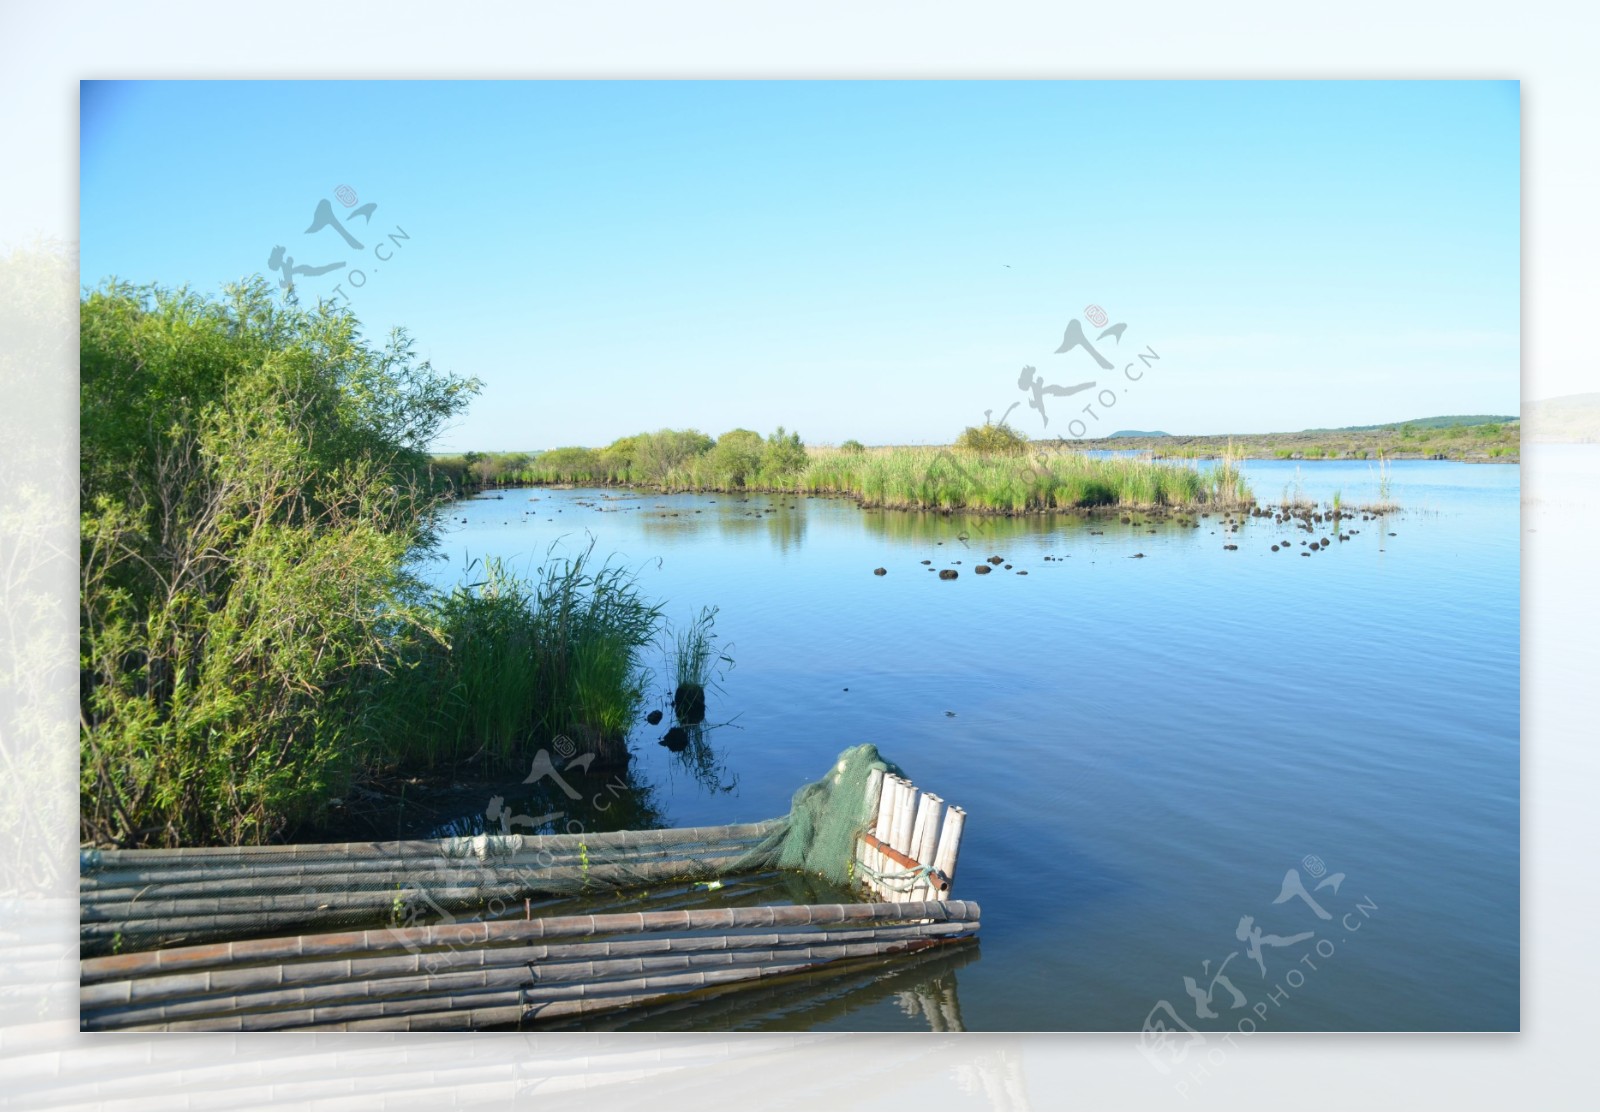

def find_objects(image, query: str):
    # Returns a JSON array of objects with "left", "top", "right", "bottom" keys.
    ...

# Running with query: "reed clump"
[
  {"left": 801, "top": 445, "right": 1253, "bottom": 512},
  {"left": 376, "top": 545, "right": 664, "bottom": 772}
]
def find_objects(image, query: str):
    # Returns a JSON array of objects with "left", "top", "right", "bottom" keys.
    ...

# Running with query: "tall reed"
[{"left": 375, "top": 543, "right": 663, "bottom": 771}]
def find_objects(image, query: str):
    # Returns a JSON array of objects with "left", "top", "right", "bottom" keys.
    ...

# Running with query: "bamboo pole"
[
  {"left": 909, "top": 793, "right": 942, "bottom": 901},
  {"left": 80, "top": 920, "right": 979, "bottom": 1012},
  {"left": 869, "top": 770, "right": 897, "bottom": 893},
  {"left": 855, "top": 766, "right": 885, "bottom": 895},
  {"left": 904, "top": 794, "right": 930, "bottom": 900},
  {"left": 932, "top": 806, "right": 966, "bottom": 896},
  {"left": 79, "top": 836, "right": 774, "bottom": 893},
  {"left": 79, "top": 853, "right": 773, "bottom": 902},
  {"left": 890, "top": 779, "right": 917, "bottom": 890},
  {"left": 78, "top": 820, "right": 786, "bottom": 872},
  {"left": 80, "top": 853, "right": 786, "bottom": 945},
  {"left": 876, "top": 777, "right": 902, "bottom": 901},
  {"left": 82, "top": 935, "right": 965, "bottom": 1030},
  {"left": 80, "top": 900, "right": 980, "bottom": 983},
  {"left": 91, "top": 934, "right": 968, "bottom": 1032}
]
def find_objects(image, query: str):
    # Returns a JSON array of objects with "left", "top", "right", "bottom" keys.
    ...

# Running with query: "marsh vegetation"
[{"left": 481, "top": 423, "right": 1256, "bottom": 512}]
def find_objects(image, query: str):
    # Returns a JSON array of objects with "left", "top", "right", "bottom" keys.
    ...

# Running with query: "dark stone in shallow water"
[
  {"left": 1016, "top": 570, "right": 1028, "bottom": 575},
  {"left": 1272, "top": 544, "right": 1280, "bottom": 552},
  {"left": 645, "top": 709, "right": 663, "bottom": 725},
  {"left": 673, "top": 683, "right": 706, "bottom": 724},
  {"left": 1223, "top": 544, "right": 1238, "bottom": 550},
  {"left": 660, "top": 726, "right": 690, "bottom": 752},
  {"left": 939, "top": 569, "right": 959, "bottom": 580},
  {"left": 921, "top": 559, "right": 932, "bottom": 565},
  {"left": 873, "top": 567, "right": 887, "bottom": 576},
  {"left": 1130, "top": 553, "right": 1145, "bottom": 559},
  {"left": 974, "top": 564, "right": 992, "bottom": 574},
  {"left": 988, "top": 556, "right": 1004, "bottom": 565}
]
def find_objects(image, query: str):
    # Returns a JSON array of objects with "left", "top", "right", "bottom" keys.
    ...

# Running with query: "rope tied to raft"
[{"left": 856, "top": 860, "right": 944, "bottom": 894}]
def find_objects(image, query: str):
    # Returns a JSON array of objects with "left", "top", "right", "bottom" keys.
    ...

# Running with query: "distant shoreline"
[{"left": 1060, "top": 428, "right": 1519, "bottom": 463}]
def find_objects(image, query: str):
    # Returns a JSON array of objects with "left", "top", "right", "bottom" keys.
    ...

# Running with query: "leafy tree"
[
  {"left": 707, "top": 428, "right": 764, "bottom": 487},
  {"left": 839, "top": 439, "right": 867, "bottom": 454},
  {"left": 760, "top": 426, "right": 808, "bottom": 478},
  {"left": 79, "top": 279, "right": 480, "bottom": 847},
  {"left": 599, "top": 434, "right": 642, "bottom": 482},
  {"left": 535, "top": 446, "right": 602, "bottom": 481},
  {"left": 632, "top": 428, "right": 713, "bottom": 484}
]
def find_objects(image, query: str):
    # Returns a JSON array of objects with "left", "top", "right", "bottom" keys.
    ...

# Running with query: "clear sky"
[{"left": 79, "top": 80, "right": 1520, "bottom": 450}]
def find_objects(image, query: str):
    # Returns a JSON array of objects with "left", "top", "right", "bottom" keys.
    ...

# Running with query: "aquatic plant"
[
  {"left": 381, "top": 543, "right": 665, "bottom": 772},
  {"left": 668, "top": 605, "right": 732, "bottom": 724}
]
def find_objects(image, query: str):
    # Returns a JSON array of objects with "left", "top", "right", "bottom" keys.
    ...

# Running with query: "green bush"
[
  {"left": 80, "top": 280, "right": 481, "bottom": 847},
  {"left": 839, "top": 439, "right": 867, "bottom": 454},
  {"left": 955, "top": 422, "right": 1029, "bottom": 456},
  {"left": 633, "top": 428, "right": 714, "bottom": 485},
  {"left": 532, "top": 446, "right": 603, "bottom": 482},
  {"left": 760, "top": 426, "right": 809, "bottom": 479},
  {"left": 707, "top": 428, "right": 764, "bottom": 487}
]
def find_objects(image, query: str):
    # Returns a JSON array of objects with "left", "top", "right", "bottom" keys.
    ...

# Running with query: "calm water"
[{"left": 426, "top": 458, "right": 1520, "bottom": 1032}]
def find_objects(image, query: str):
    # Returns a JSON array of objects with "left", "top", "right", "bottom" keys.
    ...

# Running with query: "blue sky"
[{"left": 79, "top": 80, "right": 1520, "bottom": 450}]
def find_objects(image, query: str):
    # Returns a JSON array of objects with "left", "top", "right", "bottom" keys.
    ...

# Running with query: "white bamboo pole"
[
  {"left": 891, "top": 779, "right": 917, "bottom": 860},
  {"left": 856, "top": 766, "right": 885, "bottom": 895},
  {"left": 932, "top": 806, "right": 967, "bottom": 897},
  {"left": 874, "top": 777, "right": 905, "bottom": 899},
  {"left": 870, "top": 773, "right": 896, "bottom": 895},
  {"left": 910, "top": 793, "right": 942, "bottom": 901},
  {"left": 905, "top": 794, "right": 932, "bottom": 901}
]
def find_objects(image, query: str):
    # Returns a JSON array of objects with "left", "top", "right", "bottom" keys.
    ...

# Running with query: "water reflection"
[
  {"left": 427, "top": 756, "right": 669, "bottom": 840},
  {"left": 625, "top": 494, "right": 811, "bottom": 553},
  {"left": 655, "top": 719, "right": 740, "bottom": 795},
  {"left": 548, "top": 938, "right": 980, "bottom": 1032}
]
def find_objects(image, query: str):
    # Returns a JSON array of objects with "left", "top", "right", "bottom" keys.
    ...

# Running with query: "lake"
[{"left": 424, "top": 456, "right": 1521, "bottom": 1032}]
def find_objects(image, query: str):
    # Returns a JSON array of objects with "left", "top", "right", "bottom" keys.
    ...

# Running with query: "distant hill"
[
  {"left": 1108, "top": 429, "right": 1170, "bottom": 438},
  {"left": 1524, "top": 393, "right": 1600, "bottom": 443},
  {"left": 1306, "top": 415, "right": 1516, "bottom": 434}
]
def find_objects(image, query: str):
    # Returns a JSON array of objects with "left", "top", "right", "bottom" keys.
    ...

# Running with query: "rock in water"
[
  {"left": 645, "top": 709, "right": 663, "bottom": 725},
  {"left": 939, "top": 569, "right": 959, "bottom": 580},
  {"left": 873, "top": 567, "right": 887, "bottom": 576},
  {"left": 673, "top": 683, "right": 706, "bottom": 724}
]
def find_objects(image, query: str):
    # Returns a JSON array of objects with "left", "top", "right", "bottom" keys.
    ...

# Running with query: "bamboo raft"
[{"left": 79, "top": 747, "right": 976, "bottom": 1031}]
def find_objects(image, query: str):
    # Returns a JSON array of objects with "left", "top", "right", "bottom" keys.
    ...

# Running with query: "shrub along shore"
[
  {"left": 80, "top": 283, "right": 691, "bottom": 848},
  {"left": 442, "top": 425, "right": 1257, "bottom": 512}
]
